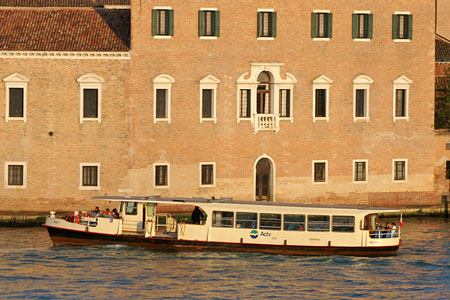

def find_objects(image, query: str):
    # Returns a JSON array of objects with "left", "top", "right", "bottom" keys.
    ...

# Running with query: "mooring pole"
[{"left": 443, "top": 195, "right": 449, "bottom": 219}]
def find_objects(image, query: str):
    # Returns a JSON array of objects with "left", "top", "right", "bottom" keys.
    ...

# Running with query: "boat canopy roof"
[{"left": 92, "top": 196, "right": 400, "bottom": 214}]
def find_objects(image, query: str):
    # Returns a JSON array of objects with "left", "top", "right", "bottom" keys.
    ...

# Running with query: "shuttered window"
[
  {"left": 83, "top": 89, "right": 98, "bottom": 118},
  {"left": 201, "top": 164, "right": 214, "bottom": 185},
  {"left": 257, "top": 12, "right": 276, "bottom": 38},
  {"left": 8, "top": 165, "right": 23, "bottom": 186},
  {"left": 82, "top": 166, "right": 98, "bottom": 187},
  {"left": 352, "top": 14, "right": 373, "bottom": 39},
  {"left": 395, "top": 89, "right": 406, "bottom": 117},
  {"left": 198, "top": 10, "right": 220, "bottom": 37},
  {"left": 152, "top": 9, "right": 174, "bottom": 36},
  {"left": 279, "top": 89, "right": 291, "bottom": 118},
  {"left": 155, "top": 165, "right": 168, "bottom": 186},
  {"left": 240, "top": 89, "right": 251, "bottom": 118},
  {"left": 312, "top": 13, "right": 332, "bottom": 38},
  {"left": 393, "top": 14, "right": 413, "bottom": 40},
  {"left": 202, "top": 89, "right": 213, "bottom": 119},
  {"left": 315, "top": 89, "right": 327, "bottom": 118},
  {"left": 156, "top": 89, "right": 167, "bottom": 119},
  {"left": 9, "top": 88, "right": 24, "bottom": 118}
]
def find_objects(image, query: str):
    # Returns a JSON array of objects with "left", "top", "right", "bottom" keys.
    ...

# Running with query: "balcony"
[{"left": 253, "top": 114, "right": 279, "bottom": 133}]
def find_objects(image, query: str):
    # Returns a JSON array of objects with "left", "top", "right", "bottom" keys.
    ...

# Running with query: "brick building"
[{"left": 0, "top": 0, "right": 442, "bottom": 212}]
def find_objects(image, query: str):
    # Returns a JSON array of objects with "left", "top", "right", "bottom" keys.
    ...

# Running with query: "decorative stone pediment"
[
  {"left": 353, "top": 75, "right": 373, "bottom": 84},
  {"left": 237, "top": 63, "right": 297, "bottom": 84},
  {"left": 312, "top": 75, "right": 333, "bottom": 84},
  {"left": 3, "top": 73, "right": 29, "bottom": 82},
  {"left": 77, "top": 73, "right": 104, "bottom": 83},
  {"left": 153, "top": 74, "right": 175, "bottom": 84},
  {"left": 200, "top": 74, "right": 220, "bottom": 84},
  {"left": 393, "top": 75, "right": 412, "bottom": 84}
]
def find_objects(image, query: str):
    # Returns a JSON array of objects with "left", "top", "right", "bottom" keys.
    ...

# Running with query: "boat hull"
[{"left": 44, "top": 225, "right": 399, "bottom": 257}]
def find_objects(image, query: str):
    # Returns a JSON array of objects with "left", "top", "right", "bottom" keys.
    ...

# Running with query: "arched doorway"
[
  {"left": 255, "top": 158, "right": 273, "bottom": 201},
  {"left": 257, "top": 71, "right": 272, "bottom": 114}
]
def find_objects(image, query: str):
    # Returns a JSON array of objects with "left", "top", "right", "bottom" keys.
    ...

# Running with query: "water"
[{"left": 0, "top": 218, "right": 449, "bottom": 300}]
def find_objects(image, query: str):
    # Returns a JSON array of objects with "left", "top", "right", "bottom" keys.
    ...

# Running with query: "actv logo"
[{"left": 250, "top": 230, "right": 259, "bottom": 239}]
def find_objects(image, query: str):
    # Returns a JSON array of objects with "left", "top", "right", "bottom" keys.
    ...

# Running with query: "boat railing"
[
  {"left": 155, "top": 213, "right": 177, "bottom": 233},
  {"left": 369, "top": 228, "right": 400, "bottom": 239}
]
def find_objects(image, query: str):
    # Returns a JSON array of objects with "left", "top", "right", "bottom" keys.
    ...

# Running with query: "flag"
[{"left": 399, "top": 214, "right": 403, "bottom": 228}]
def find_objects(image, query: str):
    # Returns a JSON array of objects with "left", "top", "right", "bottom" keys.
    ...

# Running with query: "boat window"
[
  {"left": 332, "top": 216, "right": 355, "bottom": 232},
  {"left": 283, "top": 214, "right": 305, "bottom": 231},
  {"left": 125, "top": 202, "right": 137, "bottom": 215},
  {"left": 236, "top": 212, "right": 257, "bottom": 229},
  {"left": 259, "top": 213, "right": 281, "bottom": 230},
  {"left": 307, "top": 215, "right": 330, "bottom": 232},
  {"left": 212, "top": 211, "right": 234, "bottom": 228},
  {"left": 147, "top": 203, "right": 156, "bottom": 216}
]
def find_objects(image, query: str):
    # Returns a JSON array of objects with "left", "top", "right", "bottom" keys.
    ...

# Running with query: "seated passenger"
[
  {"left": 92, "top": 207, "right": 100, "bottom": 217},
  {"left": 112, "top": 208, "right": 120, "bottom": 218},
  {"left": 191, "top": 206, "right": 204, "bottom": 224}
]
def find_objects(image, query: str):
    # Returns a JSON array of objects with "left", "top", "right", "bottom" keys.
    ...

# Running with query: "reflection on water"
[{"left": 0, "top": 218, "right": 449, "bottom": 299}]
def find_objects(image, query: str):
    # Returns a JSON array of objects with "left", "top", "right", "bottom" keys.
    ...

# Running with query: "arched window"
[{"left": 257, "top": 71, "right": 272, "bottom": 114}]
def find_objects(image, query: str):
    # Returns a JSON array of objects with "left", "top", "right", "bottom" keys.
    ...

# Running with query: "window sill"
[
  {"left": 4, "top": 185, "right": 26, "bottom": 190},
  {"left": 313, "top": 117, "right": 329, "bottom": 122},
  {"left": 279, "top": 117, "right": 293, "bottom": 123},
  {"left": 313, "top": 38, "right": 331, "bottom": 41},
  {"left": 353, "top": 180, "right": 368, "bottom": 184},
  {"left": 237, "top": 117, "right": 252, "bottom": 123},
  {"left": 393, "top": 180, "right": 407, "bottom": 183},
  {"left": 153, "top": 35, "right": 173, "bottom": 39},
  {"left": 79, "top": 186, "right": 101, "bottom": 191},
  {"left": 154, "top": 118, "right": 171, "bottom": 123},
  {"left": 353, "top": 38, "right": 371, "bottom": 42},
  {"left": 201, "top": 118, "right": 217, "bottom": 123},
  {"left": 257, "top": 37, "right": 275, "bottom": 41},
  {"left": 354, "top": 117, "right": 369, "bottom": 122},
  {"left": 394, "top": 117, "right": 409, "bottom": 122},
  {"left": 80, "top": 118, "right": 101, "bottom": 123},
  {"left": 313, "top": 181, "right": 328, "bottom": 185},
  {"left": 154, "top": 185, "right": 169, "bottom": 189},
  {"left": 394, "top": 39, "right": 411, "bottom": 43},
  {"left": 200, "top": 184, "right": 215, "bottom": 188},
  {"left": 5, "top": 117, "right": 26, "bottom": 122},
  {"left": 200, "top": 36, "right": 218, "bottom": 40}
]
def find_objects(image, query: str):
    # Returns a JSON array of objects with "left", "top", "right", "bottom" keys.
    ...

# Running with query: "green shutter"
[
  {"left": 271, "top": 12, "right": 277, "bottom": 37},
  {"left": 392, "top": 14, "right": 398, "bottom": 39},
  {"left": 214, "top": 11, "right": 220, "bottom": 37},
  {"left": 152, "top": 9, "right": 157, "bottom": 36},
  {"left": 198, "top": 11, "right": 204, "bottom": 36},
  {"left": 352, "top": 14, "right": 358, "bottom": 39},
  {"left": 257, "top": 12, "right": 261, "bottom": 37},
  {"left": 327, "top": 13, "right": 332, "bottom": 38},
  {"left": 407, "top": 15, "right": 413, "bottom": 39},
  {"left": 311, "top": 13, "right": 317, "bottom": 38},
  {"left": 368, "top": 14, "right": 373, "bottom": 39},
  {"left": 168, "top": 9, "right": 174, "bottom": 36}
]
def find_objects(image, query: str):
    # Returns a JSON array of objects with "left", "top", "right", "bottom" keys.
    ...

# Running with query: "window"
[
  {"left": 77, "top": 74, "right": 103, "bottom": 123},
  {"left": 259, "top": 213, "right": 281, "bottom": 230},
  {"left": 353, "top": 160, "right": 368, "bottom": 183},
  {"left": 446, "top": 161, "right": 450, "bottom": 180},
  {"left": 307, "top": 215, "right": 330, "bottom": 231},
  {"left": 393, "top": 13, "right": 412, "bottom": 40},
  {"left": 352, "top": 13, "right": 373, "bottom": 40},
  {"left": 3, "top": 73, "right": 29, "bottom": 122},
  {"left": 212, "top": 211, "right": 234, "bottom": 228},
  {"left": 5, "top": 162, "right": 26, "bottom": 189},
  {"left": 153, "top": 74, "right": 175, "bottom": 123},
  {"left": 332, "top": 216, "right": 355, "bottom": 232},
  {"left": 200, "top": 163, "right": 215, "bottom": 186},
  {"left": 236, "top": 212, "right": 257, "bottom": 229},
  {"left": 200, "top": 75, "right": 220, "bottom": 122},
  {"left": 283, "top": 214, "right": 305, "bottom": 231},
  {"left": 279, "top": 89, "right": 291, "bottom": 118},
  {"left": 353, "top": 75, "right": 373, "bottom": 121},
  {"left": 257, "top": 10, "right": 276, "bottom": 38},
  {"left": 313, "top": 161, "right": 327, "bottom": 183},
  {"left": 79, "top": 163, "right": 100, "bottom": 190},
  {"left": 125, "top": 202, "right": 138, "bottom": 215},
  {"left": 152, "top": 8, "right": 174, "bottom": 37},
  {"left": 312, "top": 12, "right": 332, "bottom": 39},
  {"left": 239, "top": 89, "right": 251, "bottom": 118},
  {"left": 393, "top": 159, "right": 407, "bottom": 182},
  {"left": 312, "top": 75, "right": 332, "bottom": 122},
  {"left": 393, "top": 76, "right": 412, "bottom": 121},
  {"left": 154, "top": 164, "right": 169, "bottom": 187},
  {"left": 198, "top": 10, "right": 220, "bottom": 38}
]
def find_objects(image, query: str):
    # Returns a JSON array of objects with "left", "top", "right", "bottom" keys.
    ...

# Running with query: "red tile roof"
[
  {"left": 436, "top": 36, "right": 450, "bottom": 62},
  {"left": 0, "top": 0, "right": 129, "bottom": 7},
  {"left": 0, "top": 8, "right": 130, "bottom": 51}
]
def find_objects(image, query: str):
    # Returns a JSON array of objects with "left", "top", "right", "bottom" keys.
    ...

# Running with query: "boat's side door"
[{"left": 145, "top": 203, "right": 156, "bottom": 237}]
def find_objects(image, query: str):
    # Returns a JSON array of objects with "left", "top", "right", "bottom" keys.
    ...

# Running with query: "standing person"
[{"left": 191, "top": 206, "right": 204, "bottom": 224}]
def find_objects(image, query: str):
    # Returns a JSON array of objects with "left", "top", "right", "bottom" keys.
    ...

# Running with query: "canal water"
[{"left": 0, "top": 218, "right": 449, "bottom": 300}]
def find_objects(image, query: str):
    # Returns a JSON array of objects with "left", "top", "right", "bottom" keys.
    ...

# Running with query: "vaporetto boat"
[{"left": 43, "top": 196, "right": 401, "bottom": 256}]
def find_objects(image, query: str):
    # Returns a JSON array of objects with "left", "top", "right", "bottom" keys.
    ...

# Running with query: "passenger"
[
  {"left": 112, "top": 208, "right": 120, "bottom": 218},
  {"left": 384, "top": 223, "right": 392, "bottom": 238},
  {"left": 92, "top": 207, "right": 100, "bottom": 217},
  {"left": 191, "top": 206, "right": 204, "bottom": 224},
  {"left": 391, "top": 223, "right": 398, "bottom": 237}
]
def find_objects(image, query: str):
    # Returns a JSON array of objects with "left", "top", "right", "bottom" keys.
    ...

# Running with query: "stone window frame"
[
  {"left": 199, "top": 8, "right": 219, "bottom": 40},
  {"left": 352, "top": 10, "right": 372, "bottom": 42},
  {"left": 236, "top": 63, "right": 297, "bottom": 123},
  {"left": 312, "top": 160, "right": 328, "bottom": 184},
  {"left": 152, "top": 6, "right": 174, "bottom": 39},
  {"left": 77, "top": 73, "right": 104, "bottom": 124},
  {"left": 257, "top": 8, "right": 276, "bottom": 40},
  {"left": 199, "top": 162, "right": 216, "bottom": 187},
  {"left": 199, "top": 75, "right": 220, "bottom": 123},
  {"left": 153, "top": 163, "right": 170, "bottom": 189},
  {"left": 392, "top": 159, "right": 408, "bottom": 182},
  {"left": 353, "top": 159, "right": 368, "bottom": 183},
  {"left": 393, "top": 75, "right": 412, "bottom": 122},
  {"left": 393, "top": 11, "right": 412, "bottom": 42},
  {"left": 79, "top": 162, "right": 101, "bottom": 191},
  {"left": 3, "top": 73, "right": 29, "bottom": 122},
  {"left": 153, "top": 74, "right": 175, "bottom": 123},
  {"left": 4, "top": 161, "right": 27, "bottom": 190},
  {"left": 353, "top": 75, "right": 373, "bottom": 122},
  {"left": 312, "top": 10, "right": 332, "bottom": 41},
  {"left": 312, "top": 75, "right": 333, "bottom": 122}
]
